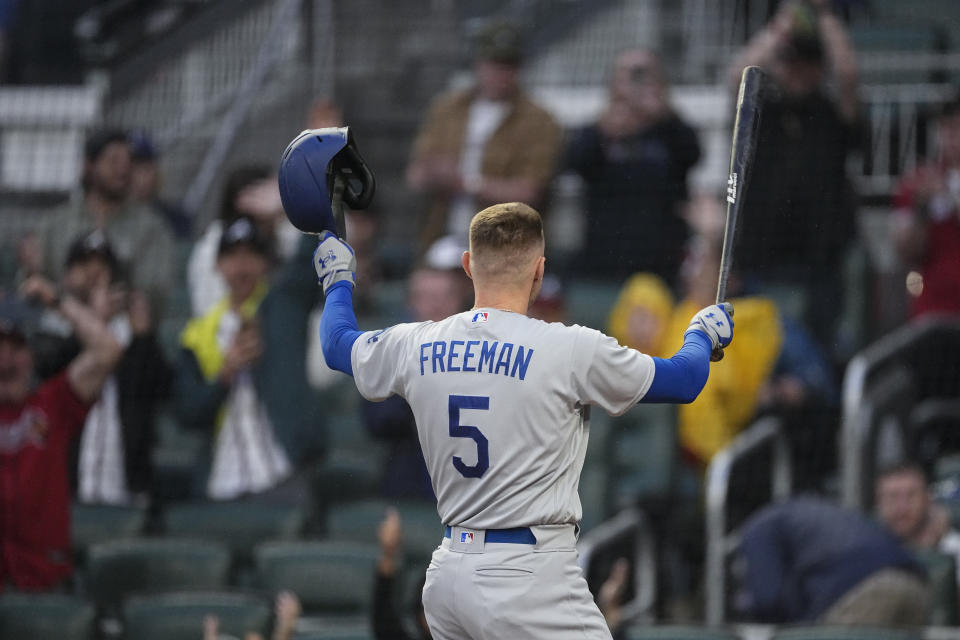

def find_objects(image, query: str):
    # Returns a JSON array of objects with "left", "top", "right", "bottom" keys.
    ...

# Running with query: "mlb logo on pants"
[{"left": 460, "top": 532, "right": 474, "bottom": 544}]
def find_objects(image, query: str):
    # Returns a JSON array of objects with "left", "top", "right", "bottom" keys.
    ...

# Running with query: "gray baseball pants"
[{"left": 422, "top": 524, "right": 612, "bottom": 640}]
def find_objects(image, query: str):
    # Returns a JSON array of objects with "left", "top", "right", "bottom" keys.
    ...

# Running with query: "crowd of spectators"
[{"left": 1, "top": 2, "right": 959, "bottom": 637}]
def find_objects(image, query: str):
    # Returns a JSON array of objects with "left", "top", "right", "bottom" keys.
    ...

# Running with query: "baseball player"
[{"left": 315, "top": 202, "right": 732, "bottom": 639}]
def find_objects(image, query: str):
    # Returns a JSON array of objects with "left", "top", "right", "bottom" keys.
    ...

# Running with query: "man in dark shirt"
[
  {"left": 736, "top": 497, "right": 928, "bottom": 626},
  {"left": 728, "top": 0, "right": 860, "bottom": 349},
  {"left": 565, "top": 49, "right": 701, "bottom": 286}
]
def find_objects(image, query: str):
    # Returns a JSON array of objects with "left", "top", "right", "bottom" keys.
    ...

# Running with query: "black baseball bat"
[
  {"left": 716, "top": 65, "right": 766, "bottom": 305},
  {"left": 712, "top": 65, "right": 767, "bottom": 361}
]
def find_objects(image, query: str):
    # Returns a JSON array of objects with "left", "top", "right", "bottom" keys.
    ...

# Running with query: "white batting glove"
[
  {"left": 313, "top": 231, "right": 356, "bottom": 294},
  {"left": 685, "top": 302, "right": 734, "bottom": 355}
]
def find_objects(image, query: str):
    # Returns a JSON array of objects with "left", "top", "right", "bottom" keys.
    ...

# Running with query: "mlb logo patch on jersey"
[
  {"left": 471, "top": 312, "right": 489, "bottom": 323},
  {"left": 460, "top": 532, "right": 474, "bottom": 544}
]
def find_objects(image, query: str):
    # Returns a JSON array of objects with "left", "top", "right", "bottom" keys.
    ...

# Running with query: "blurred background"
[{"left": 0, "top": 0, "right": 959, "bottom": 639}]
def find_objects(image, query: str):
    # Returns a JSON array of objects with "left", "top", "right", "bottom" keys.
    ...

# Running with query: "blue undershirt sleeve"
[
  {"left": 640, "top": 330, "right": 712, "bottom": 404},
  {"left": 319, "top": 281, "right": 363, "bottom": 377}
]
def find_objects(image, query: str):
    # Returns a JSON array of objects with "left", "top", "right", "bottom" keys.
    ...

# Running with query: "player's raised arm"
[
  {"left": 276, "top": 126, "right": 377, "bottom": 378},
  {"left": 314, "top": 231, "right": 363, "bottom": 376},
  {"left": 640, "top": 302, "right": 734, "bottom": 404},
  {"left": 61, "top": 292, "right": 125, "bottom": 403}
]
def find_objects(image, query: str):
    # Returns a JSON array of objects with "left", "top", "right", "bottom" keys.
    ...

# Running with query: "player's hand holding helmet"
[
  {"left": 313, "top": 231, "right": 357, "bottom": 294},
  {"left": 685, "top": 302, "right": 734, "bottom": 361}
]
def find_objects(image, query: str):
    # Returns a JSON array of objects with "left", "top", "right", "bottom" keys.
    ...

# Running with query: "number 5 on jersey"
[{"left": 448, "top": 394, "right": 489, "bottom": 478}]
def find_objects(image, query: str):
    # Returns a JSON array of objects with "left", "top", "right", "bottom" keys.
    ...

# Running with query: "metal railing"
[
  {"left": 577, "top": 507, "right": 657, "bottom": 623},
  {"left": 521, "top": 0, "right": 661, "bottom": 88},
  {"left": 99, "top": 0, "right": 323, "bottom": 215},
  {"left": 105, "top": 0, "right": 281, "bottom": 144},
  {"left": 674, "top": 0, "right": 960, "bottom": 85},
  {"left": 677, "top": 0, "right": 761, "bottom": 84},
  {"left": 705, "top": 417, "right": 792, "bottom": 626},
  {"left": 857, "top": 83, "right": 958, "bottom": 198},
  {"left": 0, "top": 84, "right": 104, "bottom": 196},
  {"left": 841, "top": 364, "right": 916, "bottom": 511},
  {"left": 536, "top": 81, "right": 956, "bottom": 200},
  {"left": 180, "top": 0, "right": 301, "bottom": 214},
  {"left": 841, "top": 317, "right": 960, "bottom": 510}
]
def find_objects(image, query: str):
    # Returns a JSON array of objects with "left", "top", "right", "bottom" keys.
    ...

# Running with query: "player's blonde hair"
[{"left": 468, "top": 202, "right": 544, "bottom": 280}]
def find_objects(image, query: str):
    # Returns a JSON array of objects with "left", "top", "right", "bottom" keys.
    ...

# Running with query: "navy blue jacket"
[{"left": 739, "top": 497, "right": 924, "bottom": 622}]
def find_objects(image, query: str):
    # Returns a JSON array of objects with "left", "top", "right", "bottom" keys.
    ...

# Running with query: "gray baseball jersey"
[{"left": 351, "top": 308, "right": 656, "bottom": 529}]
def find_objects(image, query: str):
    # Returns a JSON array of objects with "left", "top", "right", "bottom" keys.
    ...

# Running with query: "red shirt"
[
  {"left": 0, "top": 373, "right": 89, "bottom": 591},
  {"left": 894, "top": 165, "right": 960, "bottom": 318}
]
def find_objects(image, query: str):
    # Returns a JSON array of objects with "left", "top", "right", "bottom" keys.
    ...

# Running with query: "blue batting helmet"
[{"left": 277, "top": 126, "right": 376, "bottom": 234}]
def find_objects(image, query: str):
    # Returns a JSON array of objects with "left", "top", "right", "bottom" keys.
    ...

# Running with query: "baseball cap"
[
  {"left": 424, "top": 235, "right": 467, "bottom": 271},
  {"left": 128, "top": 131, "right": 158, "bottom": 162},
  {"left": 84, "top": 128, "right": 130, "bottom": 163},
  {"left": 65, "top": 230, "right": 119, "bottom": 274},
  {"left": 217, "top": 216, "right": 270, "bottom": 257},
  {"left": 0, "top": 294, "right": 31, "bottom": 345},
  {"left": 476, "top": 21, "right": 524, "bottom": 65}
]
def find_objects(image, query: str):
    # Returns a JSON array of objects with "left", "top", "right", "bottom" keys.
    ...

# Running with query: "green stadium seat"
[
  {"left": 313, "top": 452, "right": 381, "bottom": 509},
  {"left": 150, "top": 409, "right": 204, "bottom": 503},
  {"left": 369, "top": 279, "right": 407, "bottom": 322},
  {"left": 293, "top": 631, "right": 374, "bottom": 640},
  {"left": 578, "top": 463, "right": 610, "bottom": 533},
  {"left": 325, "top": 499, "right": 442, "bottom": 560},
  {"left": 771, "top": 627, "right": 921, "bottom": 640},
  {"left": 567, "top": 279, "right": 623, "bottom": 331},
  {"left": 0, "top": 593, "right": 95, "bottom": 640},
  {"left": 86, "top": 538, "right": 230, "bottom": 608},
  {"left": 624, "top": 625, "right": 742, "bottom": 640},
  {"left": 292, "top": 616, "right": 371, "bottom": 639},
  {"left": 162, "top": 501, "right": 305, "bottom": 557},
  {"left": 309, "top": 388, "right": 388, "bottom": 516},
  {"left": 392, "top": 502, "right": 443, "bottom": 561},
  {"left": 913, "top": 548, "right": 958, "bottom": 626},
  {"left": 325, "top": 499, "right": 409, "bottom": 544},
  {"left": 315, "top": 378, "right": 363, "bottom": 416},
  {"left": 326, "top": 411, "right": 368, "bottom": 451},
  {"left": 123, "top": 591, "right": 270, "bottom": 640},
  {"left": 254, "top": 540, "right": 379, "bottom": 615},
  {"left": 584, "top": 408, "right": 613, "bottom": 466},
  {"left": 71, "top": 502, "right": 147, "bottom": 551},
  {"left": 611, "top": 403, "right": 676, "bottom": 507}
]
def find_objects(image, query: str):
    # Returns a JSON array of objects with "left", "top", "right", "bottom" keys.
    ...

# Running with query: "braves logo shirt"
[{"left": 0, "top": 373, "right": 90, "bottom": 590}]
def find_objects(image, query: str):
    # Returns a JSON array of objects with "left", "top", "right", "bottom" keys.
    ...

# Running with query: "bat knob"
[{"left": 710, "top": 347, "right": 725, "bottom": 362}]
